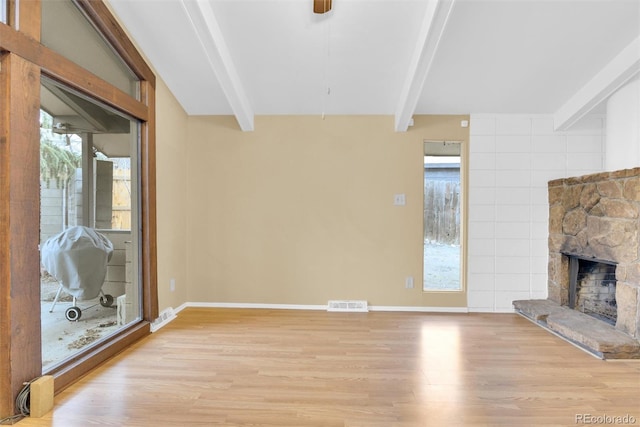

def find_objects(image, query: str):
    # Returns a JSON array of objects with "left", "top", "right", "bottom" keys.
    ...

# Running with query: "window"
[
  {"left": 423, "top": 141, "right": 463, "bottom": 292},
  {"left": 41, "top": 0, "right": 139, "bottom": 97}
]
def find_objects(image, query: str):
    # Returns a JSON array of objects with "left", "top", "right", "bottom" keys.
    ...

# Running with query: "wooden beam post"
[
  {"left": 140, "top": 80, "right": 159, "bottom": 323},
  {"left": 0, "top": 51, "right": 43, "bottom": 419}
]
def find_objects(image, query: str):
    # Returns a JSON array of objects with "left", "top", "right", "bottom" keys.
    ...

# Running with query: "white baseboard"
[
  {"left": 175, "top": 302, "right": 469, "bottom": 313},
  {"left": 175, "top": 302, "right": 189, "bottom": 314},
  {"left": 150, "top": 307, "right": 177, "bottom": 332},
  {"left": 183, "top": 302, "right": 328, "bottom": 311},
  {"left": 152, "top": 303, "right": 520, "bottom": 332}
]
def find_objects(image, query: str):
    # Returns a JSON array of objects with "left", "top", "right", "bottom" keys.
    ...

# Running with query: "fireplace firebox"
[{"left": 565, "top": 253, "right": 617, "bottom": 325}]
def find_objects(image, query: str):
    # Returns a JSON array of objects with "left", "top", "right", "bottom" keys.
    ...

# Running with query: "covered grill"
[{"left": 41, "top": 226, "right": 115, "bottom": 321}]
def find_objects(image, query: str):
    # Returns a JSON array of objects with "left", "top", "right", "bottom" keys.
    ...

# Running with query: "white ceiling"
[{"left": 107, "top": 0, "right": 640, "bottom": 130}]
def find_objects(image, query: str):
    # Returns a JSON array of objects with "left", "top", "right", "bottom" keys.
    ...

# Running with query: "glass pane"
[
  {"left": 41, "top": 0, "right": 139, "bottom": 97},
  {"left": 423, "top": 141, "right": 462, "bottom": 291},
  {"left": 40, "top": 78, "right": 141, "bottom": 370},
  {"left": 1, "top": 0, "right": 6, "bottom": 24}
]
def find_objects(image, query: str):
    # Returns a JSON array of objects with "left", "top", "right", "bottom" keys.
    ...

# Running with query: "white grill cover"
[{"left": 41, "top": 226, "right": 114, "bottom": 300}]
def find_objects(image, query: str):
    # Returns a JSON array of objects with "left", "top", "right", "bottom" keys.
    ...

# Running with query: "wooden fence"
[
  {"left": 111, "top": 170, "right": 131, "bottom": 230},
  {"left": 39, "top": 167, "right": 131, "bottom": 242},
  {"left": 424, "top": 180, "right": 460, "bottom": 244}
]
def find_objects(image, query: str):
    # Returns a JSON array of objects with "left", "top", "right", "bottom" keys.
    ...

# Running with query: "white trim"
[
  {"left": 184, "top": 302, "right": 328, "bottom": 311},
  {"left": 150, "top": 307, "right": 177, "bottom": 332},
  {"left": 173, "top": 302, "right": 469, "bottom": 313},
  {"left": 554, "top": 36, "right": 640, "bottom": 131},
  {"left": 151, "top": 303, "right": 470, "bottom": 333},
  {"left": 175, "top": 302, "right": 190, "bottom": 314},
  {"left": 394, "top": 0, "right": 456, "bottom": 132},
  {"left": 181, "top": 0, "right": 254, "bottom": 131}
]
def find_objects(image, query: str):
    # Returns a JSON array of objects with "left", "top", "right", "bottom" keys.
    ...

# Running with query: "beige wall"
[
  {"left": 104, "top": 0, "right": 190, "bottom": 314},
  {"left": 107, "top": 0, "right": 469, "bottom": 313},
  {"left": 184, "top": 114, "right": 469, "bottom": 307},
  {"left": 156, "top": 79, "right": 189, "bottom": 311}
]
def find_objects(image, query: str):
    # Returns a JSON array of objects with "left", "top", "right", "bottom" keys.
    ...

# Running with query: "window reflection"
[{"left": 40, "top": 0, "right": 139, "bottom": 97}]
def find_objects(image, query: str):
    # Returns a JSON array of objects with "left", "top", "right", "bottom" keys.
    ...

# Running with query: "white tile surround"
[{"left": 467, "top": 114, "right": 605, "bottom": 312}]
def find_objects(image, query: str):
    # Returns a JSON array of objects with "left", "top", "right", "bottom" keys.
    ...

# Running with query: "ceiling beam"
[
  {"left": 181, "top": 0, "right": 254, "bottom": 131},
  {"left": 394, "top": 0, "right": 455, "bottom": 132},
  {"left": 554, "top": 36, "right": 640, "bottom": 131},
  {"left": 44, "top": 83, "right": 109, "bottom": 133}
]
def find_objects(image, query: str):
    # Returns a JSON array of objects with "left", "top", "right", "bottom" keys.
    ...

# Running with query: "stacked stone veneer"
[{"left": 548, "top": 167, "right": 640, "bottom": 339}]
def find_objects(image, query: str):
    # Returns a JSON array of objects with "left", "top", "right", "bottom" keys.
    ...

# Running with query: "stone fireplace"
[
  {"left": 548, "top": 168, "right": 640, "bottom": 338},
  {"left": 514, "top": 167, "right": 640, "bottom": 359}
]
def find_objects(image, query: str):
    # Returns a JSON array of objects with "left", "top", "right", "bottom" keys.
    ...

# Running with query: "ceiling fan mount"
[{"left": 313, "top": 0, "right": 332, "bottom": 14}]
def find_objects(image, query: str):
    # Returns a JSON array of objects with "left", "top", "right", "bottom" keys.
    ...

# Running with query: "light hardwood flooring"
[{"left": 16, "top": 308, "right": 640, "bottom": 426}]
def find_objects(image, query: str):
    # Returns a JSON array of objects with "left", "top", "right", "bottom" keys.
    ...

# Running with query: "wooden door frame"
[{"left": 0, "top": 0, "right": 158, "bottom": 416}]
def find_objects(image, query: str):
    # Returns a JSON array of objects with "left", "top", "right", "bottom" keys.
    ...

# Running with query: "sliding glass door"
[
  {"left": 39, "top": 78, "right": 142, "bottom": 370},
  {"left": 1, "top": 0, "right": 157, "bottom": 412}
]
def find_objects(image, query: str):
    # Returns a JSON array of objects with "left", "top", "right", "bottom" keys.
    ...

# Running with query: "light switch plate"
[{"left": 394, "top": 194, "right": 406, "bottom": 206}]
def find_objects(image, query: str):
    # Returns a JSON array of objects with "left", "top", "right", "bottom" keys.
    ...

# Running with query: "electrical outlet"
[
  {"left": 170, "top": 278, "right": 176, "bottom": 292},
  {"left": 405, "top": 276, "right": 414, "bottom": 289}
]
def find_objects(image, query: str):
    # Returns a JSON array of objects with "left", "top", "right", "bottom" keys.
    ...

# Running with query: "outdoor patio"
[{"left": 41, "top": 277, "right": 119, "bottom": 369}]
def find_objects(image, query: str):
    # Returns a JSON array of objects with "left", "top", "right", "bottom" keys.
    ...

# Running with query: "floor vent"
[
  {"left": 327, "top": 300, "right": 368, "bottom": 312},
  {"left": 151, "top": 307, "right": 177, "bottom": 332}
]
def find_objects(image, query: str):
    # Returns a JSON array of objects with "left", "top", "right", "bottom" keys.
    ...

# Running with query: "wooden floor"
[{"left": 16, "top": 308, "right": 640, "bottom": 426}]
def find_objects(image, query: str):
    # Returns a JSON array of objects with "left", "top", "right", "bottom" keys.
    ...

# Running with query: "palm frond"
[{"left": 40, "top": 140, "right": 81, "bottom": 188}]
